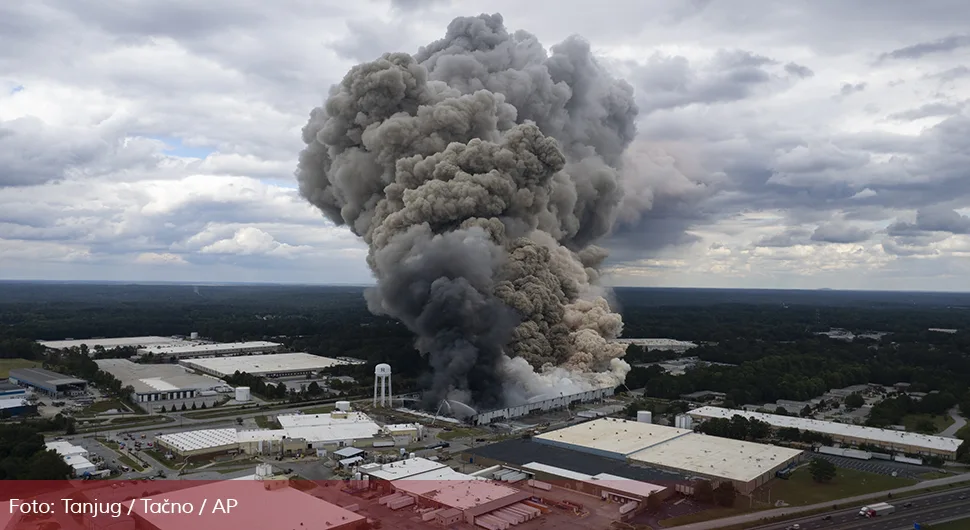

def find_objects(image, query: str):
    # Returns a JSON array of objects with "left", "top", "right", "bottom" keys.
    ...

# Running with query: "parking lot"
[{"left": 817, "top": 454, "right": 928, "bottom": 479}]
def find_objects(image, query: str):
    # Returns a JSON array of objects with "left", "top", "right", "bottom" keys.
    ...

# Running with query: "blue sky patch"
[{"left": 150, "top": 136, "right": 216, "bottom": 159}]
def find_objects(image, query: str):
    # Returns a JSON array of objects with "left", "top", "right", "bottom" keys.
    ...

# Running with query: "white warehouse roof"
[
  {"left": 688, "top": 406, "right": 964, "bottom": 453},
  {"left": 180, "top": 352, "right": 347, "bottom": 377},
  {"left": 629, "top": 433, "right": 803, "bottom": 483},
  {"left": 535, "top": 417, "right": 693, "bottom": 456},
  {"left": 46, "top": 441, "right": 88, "bottom": 457},
  {"left": 522, "top": 463, "right": 666, "bottom": 498},
  {"left": 360, "top": 457, "right": 448, "bottom": 481},
  {"left": 147, "top": 341, "right": 281, "bottom": 357},
  {"left": 95, "top": 359, "right": 227, "bottom": 395},
  {"left": 157, "top": 428, "right": 239, "bottom": 452},
  {"left": 39, "top": 336, "right": 185, "bottom": 350}
]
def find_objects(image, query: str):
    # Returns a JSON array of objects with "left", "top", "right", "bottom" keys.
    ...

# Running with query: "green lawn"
[
  {"left": 920, "top": 471, "right": 951, "bottom": 480},
  {"left": 755, "top": 467, "right": 917, "bottom": 506},
  {"left": 80, "top": 399, "right": 132, "bottom": 415},
  {"left": 0, "top": 358, "right": 41, "bottom": 378},
  {"left": 903, "top": 414, "right": 955, "bottom": 434},
  {"left": 300, "top": 405, "right": 334, "bottom": 414},
  {"left": 924, "top": 517, "right": 970, "bottom": 530},
  {"left": 254, "top": 415, "right": 281, "bottom": 429},
  {"left": 438, "top": 428, "right": 483, "bottom": 441},
  {"left": 659, "top": 507, "right": 762, "bottom": 527},
  {"left": 117, "top": 455, "right": 145, "bottom": 472}
]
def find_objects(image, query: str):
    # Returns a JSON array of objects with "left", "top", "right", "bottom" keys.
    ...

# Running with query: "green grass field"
[
  {"left": 659, "top": 507, "right": 761, "bottom": 527},
  {"left": 903, "top": 413, "right": 956, "bottom": 434},
  {"left": 0, "top": 358, "right": 41, "bottom": 378},
  {"left": 755, "top": 467, "right": 917, "bottom": 506},
  {"left": 254, "top": 415, "right": 281, "bottom": 429},
  {"left": 80, "top": 399, "right": 132, "bottom": 415},
  {"left": 924, "top": 517, "right": 970, "bottom": 530}
]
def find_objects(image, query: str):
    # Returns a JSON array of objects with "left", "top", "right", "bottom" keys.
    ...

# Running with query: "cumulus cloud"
[{"left": 3, "top": 0, "right": 970, "bottom": 290}]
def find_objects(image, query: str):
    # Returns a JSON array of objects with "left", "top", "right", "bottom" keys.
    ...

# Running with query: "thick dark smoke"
[{"left": 297, "top": 13, "right": 638, "bottom": 410}]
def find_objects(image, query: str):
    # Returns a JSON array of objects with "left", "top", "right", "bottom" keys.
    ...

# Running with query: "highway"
[{"left": 751, "top": 487, "right": 970, "bottom": 530}]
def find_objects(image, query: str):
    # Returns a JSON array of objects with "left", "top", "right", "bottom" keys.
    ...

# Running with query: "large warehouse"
[
  {"left": 8, "top": 368, "right": 87, "bottom": 397},
  {"left": 141, "top": 341, "right": 282, "bottom": 359},
  {"left": 157, "top": 411, "right": 383, "bottom": 458},
  {"left": 95, "top": 359, "right": 230, "bottom": 404},
  {"left": 180, "top": 352, "right": 350, "bottom": 378},
  {"left": 688, "top": 406, "right": 964, "bottom": 460},
  {"left": 534, "top": 417, "right": 804, "bottom": 494},
  {"left": 38, "top": 336, "right": 187, "bottom": 351}
]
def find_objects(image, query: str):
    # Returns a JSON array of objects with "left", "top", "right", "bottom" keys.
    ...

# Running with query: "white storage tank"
[
  {"left": 675, "top": 414, "right": 693, "bottom": 429},
  {"left": 637, "top": 410, "right": 653, "bottom": 424},
  {"left": 235, "top": 387, "right": 251, "bottom": 402},
  {"left": 336, "top": 400, "right": 352, "bottom": 412},
  {"left": 190, "top": 331, "right": 199, "bottom": 340}
]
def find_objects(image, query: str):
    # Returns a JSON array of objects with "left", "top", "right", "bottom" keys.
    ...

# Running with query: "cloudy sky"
[{"left": 3, "top": 0, "right": 970, "bottom": 290}]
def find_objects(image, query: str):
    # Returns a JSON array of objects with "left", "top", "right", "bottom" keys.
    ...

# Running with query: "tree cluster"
[
  {"left": 0, "top": 423, "right": 72, "bottom": 479},
  {"left": 866, "top": 393, "right": 958, "bottom": 429}
]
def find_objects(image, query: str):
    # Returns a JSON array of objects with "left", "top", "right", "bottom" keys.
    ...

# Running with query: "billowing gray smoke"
[{"left": 297, "top": 13, "right": 637, "bottom": 410}]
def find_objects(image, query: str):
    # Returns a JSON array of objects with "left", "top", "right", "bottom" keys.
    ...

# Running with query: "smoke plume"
[{"left": 297, "top": 13, "right": 638, "bottom": 410}]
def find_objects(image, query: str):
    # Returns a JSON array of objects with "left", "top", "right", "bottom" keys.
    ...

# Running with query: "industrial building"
[
  {"left": 518, "top": 462, "right": 669, "bottom": 505},
  {"left": 140, "top": 340, "right": 282, "bottom": 359},
  {"left": 156, "top": 429, "right": 241, "bottom": 458},
  {"left": 8, "top": 367, "right": 87, "bottom": 397},
  {"left": 38, "top": 336, "right": 188, "bottom": 351},
  {"left": 0, "top": 381, "right": 26, "bottom": 397},
  {"left": 360, "top": 457, "right": 535, "bottom": 526},
  {"left": 0, "top": 397, "right": 35, "bottom": 417},
  {"left": 469, "top": 386, "right": 615, "bottom": 425},
  {"left": 277, "top": 411, "right": 382, "bottom": 447},
  {"left": 179, "top": 352, "right": 347, "bottom": 378},
  {"left": 612, "top": 338, "right": 697, "bottom": 352},
  {"left": 688, "top": 406, "right": 964, "bottom": 460},
  {"left": 46, "top": 441, "right": 97, "bottom": 476},
  {"left": 95, "top": 359, "right": 230, "bottom": 404},
  {"left": 126, "top": 474, "right": 367, "bottom": 530},
  {"left": 383, "top": 423, "right": 424, "bottom": 444},
  {"left": 533, "top": 417, "right": 804, "bottom": 494},
  {"left": 156, "top": 411, "right": 383, "bottom": 458},
  {"left": 464, "top": 438, "right": 690, "bottom": 486}
]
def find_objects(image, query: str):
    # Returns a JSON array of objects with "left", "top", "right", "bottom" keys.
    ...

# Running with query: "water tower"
[{"left": 374, "top": 363, "right": 392, "bottom": 407}]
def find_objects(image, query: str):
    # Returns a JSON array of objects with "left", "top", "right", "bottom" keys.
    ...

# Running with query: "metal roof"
[
  {"left": 535, "top": 417, "right": 693, "bottom": 456},
  {"left": 95, "top": 359, "right": 226, "bottom": 394},
  {"left": 688, "top": 406, "right": 964, "bottom": 453},
  {"left": 8, "top": 367, "right": 86, "bottom": 387},
  {"left": 628, "top": 433, "right": 804, "bottom": 483},
  {"left": 38, "top": 336, "right": 185, "bottom": 350},
  {"left": 146, "top": 341, "right": 281, "bottom": 356},
  {"left": 180, "top": 352, "right": 347, "bottom": 376},
  {"left": 157, "top": 428, "right": 239, "bottom": 452}
]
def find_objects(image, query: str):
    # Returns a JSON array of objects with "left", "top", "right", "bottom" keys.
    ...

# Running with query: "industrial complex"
[
  {"left": 179, "top": 352, "right": 350, "bottom": 378},
  {"left": 95, "top": 359, "right": 231, "bottom": 404},
  {"left": 468, "top": 387, "right": 617, "bottom": 425},
  {"left": 688, "top": 406, "right": 965, "bottom": 460}
]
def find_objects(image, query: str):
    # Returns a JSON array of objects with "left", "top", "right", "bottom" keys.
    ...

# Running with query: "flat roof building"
[
  {"left": 688, "top": 406, "right": 964, "bottom": 460},
  {"left": 180, "top": 352, "right": 348, "bottom": 378},
  {"left": 533, "top": 417, "right": 804, "bottom": 494},
  {"left": 156, "top": 429, "right": 240, "bottom": 458},
  {"left": 8, "top": 367, "right": 87, "bottom": 397},
  {"left": 628, "top": 433, "right": 803, "bottom": 493},
  {"left": 141, "top": 341, "right": 282, "bottom": 359},
  {"left": 38, "top": 336, "right": 186, "bottom": 351},
  {"left": 534, "top": 417, "right": 693, "bottom": 459},
  {"left": 520, "top": 462, "right": 669, "bottom": 504},
  {"left": 0, "top": 381, "right": 27, "bottom": 397},
  {"left": 95, "top": 359, "right": 229, "bottom": 404}
]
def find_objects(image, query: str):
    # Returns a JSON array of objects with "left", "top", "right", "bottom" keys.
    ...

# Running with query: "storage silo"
[
  {"left": 637, "top": 410, "right": 653, "bottom": 424},
  {"left": 235, "top": 386, "right": 251, "bottom": 402}
]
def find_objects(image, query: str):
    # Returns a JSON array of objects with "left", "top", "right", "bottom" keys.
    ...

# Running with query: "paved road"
[
  {"left": 667, "top": 473, "right": 970, "bottom": 530},
  {"left": 940, "top": 407, "right": 967, "bottom": 438},
  {"left": 750, "top": 486, "right": 969, "bottom": 530}
]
